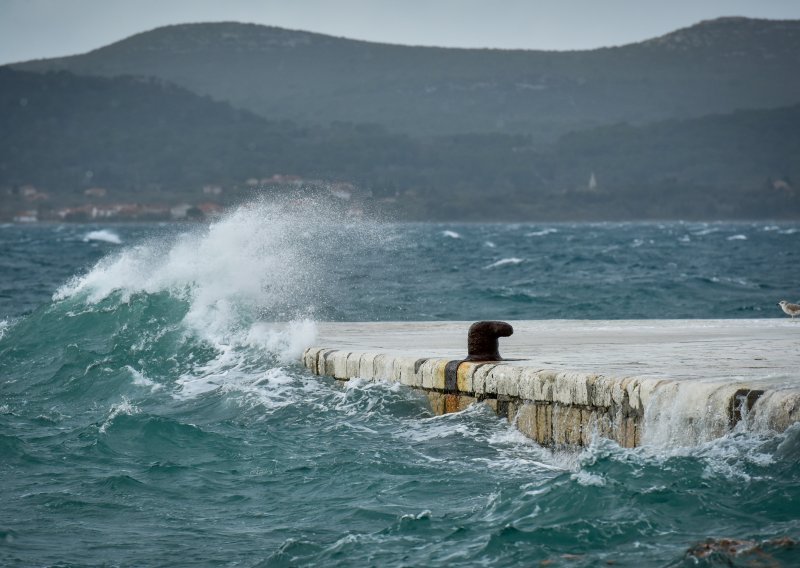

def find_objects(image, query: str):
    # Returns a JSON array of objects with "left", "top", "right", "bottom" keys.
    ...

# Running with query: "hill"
[
  {"left": 1, "top": 68, "right": 798, "bottom": 221},
  {"left": 13, "top": 17, "right": 800, "bottom": 142}
]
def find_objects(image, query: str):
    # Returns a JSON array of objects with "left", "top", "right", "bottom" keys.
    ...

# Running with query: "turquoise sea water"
[{"left": 1, "top": 202, "right": 799, "bottom": 566}]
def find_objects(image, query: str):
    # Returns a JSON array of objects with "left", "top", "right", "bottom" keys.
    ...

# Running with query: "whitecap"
[
  {"left": 692, "top": 227, "right": 719, "bottom": 236},
  {"left": 99, "top": 397, "right": 140, "bottom": 434},
  {"left": 571, "top": 470, "right": 606, "bottom": 487},
  {"left": 125, "top": 366, "right": 162, "bottom": 392},
  {"left": 484, "top": 258, "right": 524, "bottom": 269},
  {"left": 442, "top": 230, "right": 461, "bottom": 239},
  {"left": 83, "top": 229, "right": 122, "bottom": 244},
  {"left": 0, "top": 318, "right": 12, "bottom": 341},
  {"left": 727, "top": 234, "right": 747, "bottom": 241},
  {"left": 400, "top": 510, "right": 431, "bottom": 521},
  {"left": 525, "top": 228, "right": 558, "bottom": 237}
]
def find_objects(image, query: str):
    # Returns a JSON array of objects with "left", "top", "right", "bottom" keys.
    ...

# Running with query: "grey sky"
[{"left": 2, "top": 0, "right": 799, "bottom": 65}]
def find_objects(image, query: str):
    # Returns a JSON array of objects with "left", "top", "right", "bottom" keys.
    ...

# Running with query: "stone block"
[
  {"left": 533, "top": 371, "right": 557, "bottom": 402},
  {"left": 372, "top": 354, "right": 388, "bottom": 380},
  {"left": 554, "top": 372, "right": 589, "bottom": 405},
  {"left": 515, "top": 403, "right": 538, "bottom": 440},
  {"left": 625, "top": 378, "right": 642, "bottom": 412},
  {"left": 388, "top": 357, "right": 403, "bottom": 383},
  {"left": 444, "top": 394, "right": 461, "bottom": 414},
  {"left": 633, "top": 419, "right": 642, "bottom": 447},
  {"left": 611, "top": 409, "right": 628, "bottom": 446},
  {"left": 320, "top": 350, "right": 334, "bottom": 377},
  {"left": 553, "top": 405, "right": 567, "bottom": 445},
  {"left": 516, "top": 370, "right": 537, "bottom": 401},
  {"left": 301, "top": 348, "right": 316, "bottom": 373},
  {"left": 358, "top": 352, "right": 378, "bottom": 381},
  {"left": 509, "top": 400, "right": 522, "bottom": 423},
  {"left": 624, "top": 417, "right": 638, "bottom": 448},
  {"left": 457, "top": 362, "right": 477, "bottom": 394},
  {"left": 398, "top": 357, "right": 417, "bottom": 386},
  {"left": 555, "top": 406, "right": 582, "bottom": 446},
  {"left": 427, "top": 391, "right": 446, "bottom": 415},
  {"left": 433, "top": 360, "right": 447, "bottom": 391},
  {"left": 595, "top": 412, "right": 613, "bottom": 441},
  {"left": 497, "top": 366, "right": 522, "bottom": 397},
  {"left": 580, "top": 409, "right": 595, "bottom": 446},
  {"left": 457, "top": 395, "right": 478, "bottom": 412},
  {"left": 536, "top": 403, "right": 553, "bottom": 446},
  {"left": 471, "top": 364, "right": 495, "bottom": 395},
  {"left": 484, "top": 367, "right": 500, "bottom": 396},
  {"left": 333, "top": 352, "right": 351, "bottom": 380},
  {"left": 415, "top": 359, "right": 433, "bottom": 388},
  {"left": 589, "top": 375, "right": 613, "bottom": 407},
  {"left": 346, "top": 352, "right": 361, "bottom": 378}
]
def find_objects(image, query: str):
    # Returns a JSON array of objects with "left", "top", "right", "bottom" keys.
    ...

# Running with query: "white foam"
[
  {"left": 442, "top": 230, "right": 461, "bottom": 239},
  {"left": 727, "top": 234, "right": 747, "bottom": 241},
  {"left": 245, "top": 320, "right": 318, "bottom": 364},
  {"left": 642, "top": 381, "right": 737, "bottom": 447},
  {"left": 125, "top": 365, "right": 162, "bottom": 392},
  {"left": 400, "top": 510, "right": 431, "bottom": 521},
  {"left": 571, "top": 470, "right": 606, "bottom": 487},
  {"left": 0, "top": 318, "right": 12, "bottom": 341},
  {"left": 99, "top": 397, "right": 140, "bottom": 434},
  {"left": 525, "top": 228, "right": 558, "bottom": 237},
  {"left": 83, "top": 229, "right": 122, "bottom": 244},
  {"left": 54, "top": 200, "right": 368, "bottom": 347},
  {"left": 484, "top": 257, "right": 524, "bottom": 269}
]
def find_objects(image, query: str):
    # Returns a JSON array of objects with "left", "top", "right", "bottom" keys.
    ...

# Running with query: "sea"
[{"left": 1, "top": 200, "right": 799, "bottom": 567}]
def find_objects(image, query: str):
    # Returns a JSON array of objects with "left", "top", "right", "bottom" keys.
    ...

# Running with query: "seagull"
[{"left": 778, "top": 300, "right": 800, "bottom": 320}]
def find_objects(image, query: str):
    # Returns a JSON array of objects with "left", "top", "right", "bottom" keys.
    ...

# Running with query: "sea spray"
[
  {"left": 54, "top": 198, "right": 378, "bottom": 355},
  {"left": 641, "top": 379, "right": 800, "bottom": 448}
]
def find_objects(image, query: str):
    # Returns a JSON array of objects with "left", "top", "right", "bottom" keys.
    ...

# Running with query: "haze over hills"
[
  {"left": 14, "top": 17, "right": 800, "bottom": 142},
  {"left": 3, "top": 17, "right": 800, "bottom": 221},
  {"left": 2, "top": 65, "right": 797, "bottom": 221}
]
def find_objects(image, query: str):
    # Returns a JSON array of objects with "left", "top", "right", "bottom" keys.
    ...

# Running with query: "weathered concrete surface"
[{"left": 301, "top": 320, "right": 800, "bottom": 447}]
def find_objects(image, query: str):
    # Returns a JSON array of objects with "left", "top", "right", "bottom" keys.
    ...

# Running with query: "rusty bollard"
[
  {"left": 465, "top": 320, "right": 514, "bottom": 361},
  {"left": 445, "top": 321, "right": 513, "bottom": 395}
]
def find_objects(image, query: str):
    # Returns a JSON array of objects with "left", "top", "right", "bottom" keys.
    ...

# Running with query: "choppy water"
[{"left": 1, "top": 202, "right": 799, "bottom": 566}]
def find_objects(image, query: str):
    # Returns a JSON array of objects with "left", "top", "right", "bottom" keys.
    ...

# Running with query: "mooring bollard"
[
  {"left": 445, "top": 321, "right": 514, "bottom": 394},
  {"left": 466, "top": 320, "right": 514, "bottom": 361}
]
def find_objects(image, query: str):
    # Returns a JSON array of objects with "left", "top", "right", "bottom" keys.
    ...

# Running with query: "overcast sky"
[{"left": 2, "top": 0, "right": 799, "bottom": 65}]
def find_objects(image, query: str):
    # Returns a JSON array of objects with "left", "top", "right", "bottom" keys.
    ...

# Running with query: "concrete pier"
[{"left": 301, "top": 320, "right": 800, "bottom": 447}]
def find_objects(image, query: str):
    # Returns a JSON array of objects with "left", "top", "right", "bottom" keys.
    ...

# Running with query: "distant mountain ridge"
[{"left": 14, "top": 17, "right": 800, "bottom": 141}]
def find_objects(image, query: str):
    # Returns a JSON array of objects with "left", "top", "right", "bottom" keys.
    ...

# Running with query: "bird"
[{"left": 777, "top": 300, "right": 800, "bottom": 320}]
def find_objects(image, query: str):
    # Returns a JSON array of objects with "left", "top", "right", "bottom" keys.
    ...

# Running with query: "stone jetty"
[{"left": 301, "top": 320, "right": 800, "bottom": 447}]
